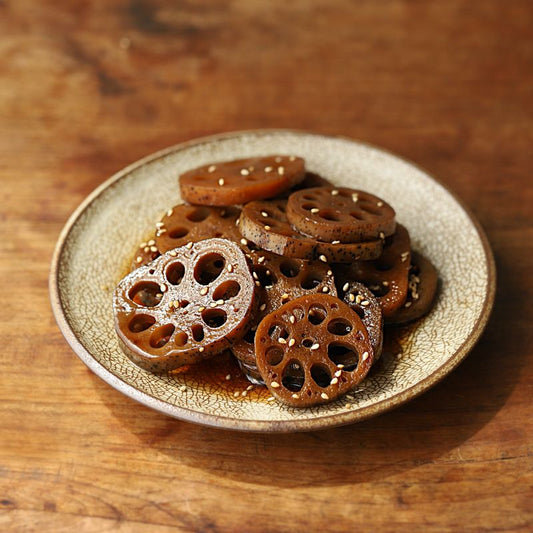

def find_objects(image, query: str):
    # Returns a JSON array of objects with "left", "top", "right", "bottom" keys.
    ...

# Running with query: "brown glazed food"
[
  {"left": 232, "top": 251, "right": 337, "bottom": 384},
  {"left": 130, "top": 240, "right": 160, "bottom": 270},
  {"left": 341, "top": 282, "right": 384, "bottom": 360},
  {"left": 155, "top": 204, "right": 245, "bottom": 254},
  {"left": 387, "top": 251, "right": 438, "bottom": 325},
  {"left": 334, "top": 224, "right": 411, "bottom": 317},
  {"left": 113, "top": 239, "right": 257, "bottom": 372},
  {"left": 255, "top": 294, "right": 374, "bottom": 407},
  {"left": 179, "top": 155, "right": 305, "bottom": 206},
  {"left": 239, "top": 199, "right": 384, "bottom": 263},
  {"left": 286, "top": 187, "right": 396, "bottom": 243}
]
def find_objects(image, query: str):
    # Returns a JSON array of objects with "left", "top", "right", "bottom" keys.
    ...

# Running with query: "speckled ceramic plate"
[{"left": 50, "top": 130, "right": 495, "bottom": 432}]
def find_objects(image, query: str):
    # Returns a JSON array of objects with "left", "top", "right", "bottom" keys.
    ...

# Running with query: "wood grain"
[{"left": 1, "top": 0, "right": 532, "bottom": 531}]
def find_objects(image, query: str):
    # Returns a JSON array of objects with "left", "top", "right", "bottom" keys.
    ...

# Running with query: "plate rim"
[{"left": 49, "top": 129, "right": 496, "bottom": 433}]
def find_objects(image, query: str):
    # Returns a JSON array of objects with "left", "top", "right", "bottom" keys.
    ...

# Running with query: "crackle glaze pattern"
[{"left": 51, "top": 131, "right": 495, "bottom": 431}]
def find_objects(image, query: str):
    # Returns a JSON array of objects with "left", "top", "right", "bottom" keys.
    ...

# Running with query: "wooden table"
[{"left": 1, "top": 1, "right": 531, "bottom": 531}]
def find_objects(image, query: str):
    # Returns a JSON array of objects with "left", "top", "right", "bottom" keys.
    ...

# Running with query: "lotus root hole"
[
  {"left": 266, "top": 346, "right": 284, "bottom": 366},
  {"left": 359, "top": 202, "right": 381, "bottom": 215},
  {"left": 350, "top": 212, "right": 366, "bottom": 221},
  {"left": 194, "top": 253, "right": 226, "bottom": 285},
  {"left": 129, "top": 281, "right": 163, "bottom": 307},
  {"left": 201, "top": 308, "right": 227, "bottom": 328},
  {"left": 327, "top": 318, "right": 353, "bottom": 336},
  {"left": 212, "top": 280, "right": 241, "bottom": 301},
  {"left": 310, "top": 363, "right": 332, "bottom": 388},
  {"left": 243, "top": 328, "right": 256, "bottom": 344},
  {"left": 166, "top": 262, "right": 185, "bottom": 285},
  {"left": 149, "top": 324, "right": 175, "bottom": 348},
  {"left": 302, "top": 203, "right": 318, "bottom": 211},
  {"left": 175, "top": 331, "right": 188, "bottom": 346},
  {"left": 302, "top": 338, "right": 314, "bottom": 348},
  {"left": 169, "top": 227, "right": 189, "bottom": 239},
  {"left": 318, "top": 209, "right": 341, "bottom": 221},
  {"left": 328, "top": 342, "right": 358, "bottom": 371},
  {"left": 279, "top": 259, "right": 300, "bottom": 278},
  {"left": 254, "top": 265, "right": 277, "bottom": 287},
  {"left": 191, "top": 324, "right": 205, "bottom": 342},
  {"left": 292, "top": 306, "right": 305, "bottom": 321},
  {"left": 128, "top": 314, "right": 156, "bottom": 333},
  {"left": 301, "top": 271, "right": 325, "bottom": 290},
  {"left": 268, "top": 323, "right": 289, "bottom": 341},
  {"left": 186, "top": 207, "right": 211, "bottom": 222},
  {"left": 308, "top": 304, "right": 327, "bottom": 325},
  {"left": 281, "top": 361, "right": 305, "bottom": 392}
]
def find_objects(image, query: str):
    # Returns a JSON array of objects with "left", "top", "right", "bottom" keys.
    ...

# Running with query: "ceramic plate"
[{"left": 50, "top": 130, "right": 495, "bottom": 432}]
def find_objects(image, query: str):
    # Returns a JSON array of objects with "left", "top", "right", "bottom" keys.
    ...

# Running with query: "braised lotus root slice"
[
  {"left": 155, "top": 204, "right": 247, "bottom": 254},
  {"left": 387, "top": 251, "right": 438, "bottom": 325},
  {"left": 286, "top": 187, "right": 396, "bottom": 243},
  {"left": 334, "top": 224, "right": 411, "bottom": 317},
  {"left": 231, "top": 251, "right": 338, "bottom": 384},
  {"left": 239, "top": 199, "right": 384, "bottom": 263},
  {"left": 113, "top": 238, "right": 258, "bottom": 373},
  {"left": 341, "top": 282, "right": 383, "bottom": 360},
  {"left": 179, "top": 155, "right": 306, "bottom": 206},
  {"left": 255, "top": 294, "right": 374, "bottom": 408}
]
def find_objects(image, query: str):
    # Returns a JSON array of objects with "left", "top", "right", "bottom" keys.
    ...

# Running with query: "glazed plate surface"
[{"left": 50, "top": 130, "right": 495, "bottom": 432}]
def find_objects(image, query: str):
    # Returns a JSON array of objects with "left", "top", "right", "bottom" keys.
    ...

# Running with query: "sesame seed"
[
  {"left": 140, "top": 242, "right": 147, "bottom": 248},
  {"left": 240, "top": 238, "right": 248, "bottom": 246},
  {"left": 352, "top": 193, "right": 359, "bottom": 202},
  {"left": 156, "top": 222, "right": 165, "bottom": 228},
  {"left": 281, "top": 292, "right": 289, "bottom": 300},
  {"left": 405, "top": 301, "right": 412, "bottom": 308},
  {"left": 319, "top": 255, "right": 327, "bottom": 262},
  {"left": 255, "top": 281, "right": 261, "bottom": 287},
  {"left": 379, "top": 232, "right": 385, "bottom": 239},
  {"left": 327, "top": 270, "right": 332, "bottom": 276},
  {"left": 278, "top": 337, "right": 287, "bottom": 344},
  {"left": 331, "top": 190, "right": 339, "bottom": 196},
  {"left": 198, "top": 306, "right": 205, "bottom": 312},
  {"left": 258, "top": 256, "right": 265, "bottom": 263},
  {"left": 148, "top": 239, "right": 155, "bottom": 246},
  {"left": 200, "top": 287, "right": 208, "bottom": 295},
  {"left": 289, "top": 156, "right": 296, "bottom": 161},
  {"left": 310, "top": 343, "right": 320, "bottom": 350},
  {"left": 356, "top": 294, "right": 363, "bottom": 304},
  {"left": 321, "top": 392, "right": 329, "bottom": 400},
  {"left": 377, "top": 201, "right": 384, "bottom": 207},
  {"left": 261, "top": 211, "right": 268, "bottom": 217},
  {"left": 241, "top": 391, "right": 248, "bottom": 397},
  {"left": 288, "top": 339, "right": 295, "bottom": 347},
  {"left": 413, "top": 293, "right": 419, "bottom": 300},
  {"left": 275, "top": 156, "right": 282, "bottom": 163},
  {"left": 169, "top": 250, "right": 177, "bottom": 257},
  {"left": 267, "top": 396, "right": 275, "bottom": 401},
  {"left": 289, "top": 315, "right": 295, "bottom": 324},
  {"left": 337, "top": 364, "right": 344, "bottom": 369},
  {"left": 216, "top": 299, "right": 224, "bottom": 305},
  {"left": 136, "top": 256, "right": 143, "bottom": 263},
  {"left": 210, "top": 301, "right": 217, "bottom": 308},
  {"left": 259, "top": 303, "right": 266, "bottom": 311},
  {"left": 218, "top": 178, "right": 225, "bottom": 186},
  {"left": 252, "top": 272, "right": 259, "bottom": 280},
  {"left": 186, "top": 242, "right": 193, "bottom": 249},
  {"left": 180, "top": 385, "right": 187, "bottom": 392},
  {"left": 143, "top": 246, "right": 150, "bottom": 253},
  {"left": 246, "top": 385, "right": 253, "bottom": 391},
  {"left": 264, "top": 166, "right": 273, "bottom": 172},
  {"left": 348, "top": 293, "right": 355, "bottom": 302},
  {"left": 159, "top": 283, "right": 167, "bottom": 292},
  {"left": 264, "top": 225, "right": 271, "bottom": 230},
  {"left": 248, "top": 166, "right": 254, "bottom": 172},
  {"left": 331, "top": 240, "right": 340, "bottom": 245},
  {"left": 225, "top": 374, "right": 231, "bottom": 380},
  {"left": 156, "top": 229, "right": 166, "bottom": 236},
  {"left": 342, "top": 283, "right": 349, "bottom": 292},
  {"left": 361, "top": 300, "right": 370, "bottom": 307},
  {"left": 199, "top": 347, "right": 204, "bottom": 352},
  {"left": 150, "top": 246, "right": 158, "bottom": 252},
  {"left": 330, "top": 377, "right": 338, "bottom": 385},
  {"left": 240, "top": 168, "right": 250, "bottom": 176},
  {"left": 345, "top": 403, "right": 352, "bottom": 410},
  {"left": 322, "top": 287, "right": 329, "bottom": 293},
  {"left": 383, "top": 281, "right": 389, "bottom": 286},
  {"left": 174, "top": 300, "right": 180, "bottom": 307},
  {"left": 233, "top": 391, "right": 240, "bottom": 397},
  {"left": 167, "top": 208, "right": 174, "bottom": 217},
  {"left": 277, "top": 166, "right": 285, "bottom": 175},
  {"left": 311, "top": 208, "right": 319, "bottom": 214},
  {"left": 292, "top": 393, "right": 299, "bottom": 399},
  {"left": 271, "top": 381, "right": 280, "bottom": 388},
  {"left": 362, "top": 351, "right": 369, "bottom": 362},
  {"left": 208, "top": 165, "right": 216, "bottom": 172},
  {"left": 227, "top": 264, "right": 233, "bottom": 273},
  {"left": 334, "top": 370, "right": 342, "bottom": 377}
]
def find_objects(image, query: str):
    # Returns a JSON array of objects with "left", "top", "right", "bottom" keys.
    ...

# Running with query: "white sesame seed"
[
  {"left": 377, "top": 201, "right": 384, "bottom": 207},
  {"left": 264, "top": 166, "right": 273, "bottom": 172},
  {"left": 331, "top": 190, "right": 339, "bottom": 196},
  {"left": 289, "top": 316, "right": 295, "bottom": 324},
  {"left": 327, "top": 270, "right": 332, "bottom": 276},
  {"left": 159, "top": 283, "right": 167, "bottom": 292},
  {"left": 200, "top": 287, "right": 208, "bottom": 295},
  {"left": 405, "top": 301, "right": 412, "bottom": 308},
  {"left": 278, "top": 337, "right": 287, "bottom": 344},
  {"left": 150, "top": 246, "right": 158, "bottom": 252},
  {"left": 310, "top": 343, "right": 320, "bottom": 350},
  {"left": 321, "top": 392, "right": 329, "bottom": 400},
  {"left": 216, "top": 299, "right": 224, "bottom": 305},
  {"left": 259, "top": 303, "right": 266, "bottom": 311},
  {"left": 281, "top": 293, "right": 289, "bottom": 300},
  {"left": 233, "top": 391, "right": 240, "bottom": 397},
  {"left": 258, "top": 256, "right": 265, "bottom": 264},
  {"left": 289, "top": 156, "right": 296, "bottom": 161},
  {"left": 136, "top": 256, "right": 143, "bottom": 263},
  {"left": 264, "top": 225, "right": 271, "bottom": 230},
  {"left": 167, "top": 208, "right": 174, "bottom": 217},
  {"left": 288, "top": 339, "right": 295, "bottom": 347},
  {"left": 348, "top": 293, "right": 355, "bottom": 302},
  {"left": 208, "top": 165, "right": 216, "bottom": 172},
  {"left": 241, "top": 391, "right": 247, "bottom": 397},
  {"left": 227, "top": 264, "right": 233, "bottom": 273},
  {"left": 210, "top": 301, "right": 218, "bottom": 308},
  {"left": 352, "top": 193, "right": 359, "bottom": 202},
  {"left": 156, "top": 229, "right": 166, "bottom": 236},
  {"left": 156, "top": 222, "right": 165, "bottom": 228},
  {"left": 331, "top": 240, "right": 340, "bottom": 245},
  {"left": 383, "top": 281, "right": 389, "bottom": 286},
  {"left": 362, "top": 351, "right": 369, "bottom": 362},
  {"left": 322, "top": 286, "right": 329, "bottom": 293},
  {"left": 337, "top": 364, "right": 344, "bottom": 369},
  {"left": 345, "top": 403, "right": 352, "bottom": 409},
  {"left": 267, "top": 396, "right": 275, "bottom": 401},
  {"left": 140, "top": 242, "right": 147, "bottom": 248},
  {"left": 219, "top": 178, "right": 225, "bottom": 186},
  {"left": 186, "top": 242, "right": 193, "bottom": 249},
  {"left": 246, "top": 384, "right": 253, "bottom": 391},
  {"left": 240, "top": 168, "right": 249, "bottom": 176},
  {"left": 255, "top": 281, "right": 261, "bottom": 287},
  {"left": 148, "top": 239, "right": 155, "bottom": 246},
  {"left": 413, "top": 293, "right": 419, "bottom": 300},
  {"left": 361, "top": 300, "right": 370, "bottom": 307},
  {"left": 198, "top": 306, "right": 205, "bottom": 312},
  {"left": 143, "top": 246, "right": 150, "bottom": 253},
  {"left": 319, "top": 255, "right": 327, "bottom": 262},
  {"left": 252, "top": 272, "right": 259, "bottom": 280},
  {"left": 271, "top": 381, "right": 280, "bottom": 388},
  {"left": 225, "top": 374, "right": 231, "bottom": 380},
  {"left": 240, "top": 238, "right": 248, "bottom": 246},
  {"left": 334, "top": 370, "right": 342, "bottom": 377},
  {"left": 180, "top": 385, "right": 187, "bottom": 392},
  {"left": 261, "top": 211, "right": 268, "bottom": 217},
  {"left": 292, "top": 393, "right": 299, "bottom": 399},
  {"left": 311, "top": 208, "right": 319, "bottom": 214},
  {"left": 342, "top": 282, "right": 349, "bottom": 292},
  {"left": 330, "top": 377, "right": 338, "bottom": 385},
  {"left": 379, "top": 232, "right": 385, "bottom": 239},
  {"left": 199, "top": 347, "right": 204, "bottom": 352},
  {"left": 275, "top": 156, "right": 282, "bottom": 163},
  {"left": 277, "top": 166, "right": 285, "bottom": 175},
  {"left": 169, "top": 250, "right": 177, "bottom": 257},
  {"left": 356, "top": 294, "right": 363, "bottom": 304}
]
